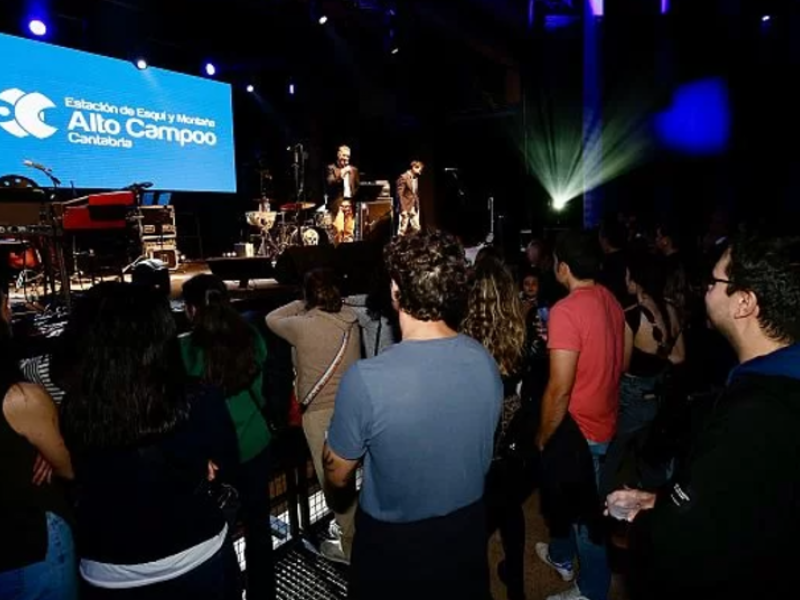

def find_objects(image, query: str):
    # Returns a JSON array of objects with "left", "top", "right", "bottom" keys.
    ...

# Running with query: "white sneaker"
[
  {"left": 319, "top": 538, "right": 350, "bottom": 565},
  {"left": 535, "top": 542, "right": 575, "bottom": 582},
  {"left": 545, "top": 584, "right": 589, "bottom": 600},
  {"left": 327, "top": 520, "right": 342, "bottom": 540}
]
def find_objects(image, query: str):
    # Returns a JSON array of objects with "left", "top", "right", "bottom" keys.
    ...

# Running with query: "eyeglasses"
[{"left": 707, "top": 275, "right": 733, "bottom": 288}]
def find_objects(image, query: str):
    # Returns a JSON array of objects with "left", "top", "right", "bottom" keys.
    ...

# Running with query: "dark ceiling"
[
  {"left": 1, "top": 1, "right": 524, "bottom": 86},
  {"left": 0, "top": 0, "right": 537, "bottom": 138}
]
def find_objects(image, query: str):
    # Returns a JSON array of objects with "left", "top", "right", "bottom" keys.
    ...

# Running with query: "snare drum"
[{"left": 314, "top": 211, "right": 333, "bottom": 228}]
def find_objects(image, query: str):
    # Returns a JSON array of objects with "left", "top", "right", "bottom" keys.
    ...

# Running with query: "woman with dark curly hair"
[{"left": 461, "top": 255, "right": 530, "bottom": 600}]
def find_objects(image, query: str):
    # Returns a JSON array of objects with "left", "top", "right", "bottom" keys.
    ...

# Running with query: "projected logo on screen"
[
  {"left": 0, "top": 32, "right": 235, "bottom": 193},
  {"left": 62, "top": 97, "right": 219, "bottom": 149},
  {"left": 0, "top": 88, "right": 58, "bottom": 139},
  {"left": 0, "top": 88, "right": 219, "bottom": 150}
]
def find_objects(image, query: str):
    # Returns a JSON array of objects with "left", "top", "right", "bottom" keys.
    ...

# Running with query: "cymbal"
[{"left": 279, "top": 202, "right": 316, "bottom": 211}]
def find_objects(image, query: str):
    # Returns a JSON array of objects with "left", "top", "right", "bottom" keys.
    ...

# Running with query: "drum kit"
[{"left": 245, "top": 199, "right": 335, "bottom": 259}]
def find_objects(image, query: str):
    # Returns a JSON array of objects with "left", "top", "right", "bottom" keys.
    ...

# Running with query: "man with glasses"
[{"left": 607, "top": 231, "right": 800, "bottom": 600}]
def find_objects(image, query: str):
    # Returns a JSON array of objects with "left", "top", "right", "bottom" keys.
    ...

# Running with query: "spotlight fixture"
[
  {"left": 289, "top": 83, "right": 296, "bottom": 95},
  {"left": 552, "top": 196, "right": 569, "bottom": 211},
  {"left": 205, "top": 62, "right": 216, "bottom": 76},
  {"left": 318, "top": 15, "right": 328, "bottom": 25},
  {"left": 28, "top": 19, "right": 47, "bottom": 36},
  {"left": 246, "top": 84, "right": 255, "bottom": 93},
  {"left": 391, "top": 47, "right": 400, "bottom": 55},
  {"left": 135, "top": 58, "right": 148, "bottom": 70},
  {"left": 762, "top": 15, "right": 771, "bottom": 22}
]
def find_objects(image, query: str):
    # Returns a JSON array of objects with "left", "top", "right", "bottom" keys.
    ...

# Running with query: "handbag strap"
[
  {"left": 374, "top": 319, "right": 383, "bottom": 357},
  {"left": 301, "top": 325, "right": 353, "bottom": 407}
]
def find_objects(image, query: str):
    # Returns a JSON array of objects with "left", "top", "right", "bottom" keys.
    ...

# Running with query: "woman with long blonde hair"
[
  {"left": 462, "top": 257, "right": 527, "bottom": 377},
  {"left": 461, "top": 255, "right": 530, "bottom": 600}
]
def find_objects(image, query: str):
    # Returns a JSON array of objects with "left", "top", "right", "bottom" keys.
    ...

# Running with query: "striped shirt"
[{"left": 20, "top": 355, "right": 65, "bottom": 404}]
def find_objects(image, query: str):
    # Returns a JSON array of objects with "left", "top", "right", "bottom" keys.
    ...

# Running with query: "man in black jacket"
[{"left": 607, "top": 232, "right": 800, "bottom": 599}]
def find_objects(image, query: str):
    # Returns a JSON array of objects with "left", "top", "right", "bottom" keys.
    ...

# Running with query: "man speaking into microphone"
[{"left": 326, "top": 145, "right": 360, "bottom": 244}]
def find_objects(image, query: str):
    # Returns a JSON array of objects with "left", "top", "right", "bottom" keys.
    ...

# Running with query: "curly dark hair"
[
  {"left": 385, "top": 229, "right": 468, "bottom": 322},
  {"left": 303, "top": 268, "right": 343, "bottom": 313},
  {"left": 59, "top": 282, "right": 189, "bottom": 452},
  {"left": 726, "top": 233, "right": 800, "bottom": 344},
  {"left": 182, "top": 274, "right": 260, "bottom": 395},
  {"left": 461, "top": 257, "right": 526, "bottom": 376}
]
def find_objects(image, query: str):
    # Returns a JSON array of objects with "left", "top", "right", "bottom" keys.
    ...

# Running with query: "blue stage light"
[
  {"left": 655, "top": 78, "right": 731, "bottom": 155},
  {"left": 29, "top": 19, "right": 47, "bottom": 36}
]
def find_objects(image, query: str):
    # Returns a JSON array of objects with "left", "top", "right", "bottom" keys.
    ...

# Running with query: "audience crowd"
[{"left": 2, "top": 212, "right": 799, "bottom": 600}]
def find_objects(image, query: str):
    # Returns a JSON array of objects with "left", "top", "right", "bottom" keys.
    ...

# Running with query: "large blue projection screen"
[{"left": 0, "top": 33, "right": 235, "bottom": 192}]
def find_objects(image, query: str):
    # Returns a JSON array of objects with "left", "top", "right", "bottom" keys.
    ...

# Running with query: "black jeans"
[
  {"left": 235, "top": 448, "right": 276, "bottom": 600},
  {"left": 485, "top": 458, "right": 531, "bottom": 600},
  {"left": 349, "top": 500, "right": 490, "bottom": 600}
]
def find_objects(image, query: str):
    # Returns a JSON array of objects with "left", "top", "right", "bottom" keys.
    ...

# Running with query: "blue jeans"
[
  {"left": 601, "top": 373, "right": 669, "bottom": 495},
  {"left": 548, "top": 441, "right": 610, "bottom": 600},
  {"left": 617, "top": 374, "right": 660, "bottom": 436},
  {"left": 0, "top": 512, "right": 78, "bottom": 600}
]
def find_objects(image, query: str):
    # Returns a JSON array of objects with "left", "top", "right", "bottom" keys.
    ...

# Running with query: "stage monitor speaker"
[
  {"left": 363, "top": 200, "right": 393, "bottom": 242},
  {"left": 335, "top": 241, "right": 384, "bottom": 296},
  {"left": 273, "top": 241, "right": 384, "bottom": 295},
  {"left": 274, "top": 245, "right": 337, "bottom": 286},
  {"left": 207, "top": 256, "right": 275, "bottom": 285}
]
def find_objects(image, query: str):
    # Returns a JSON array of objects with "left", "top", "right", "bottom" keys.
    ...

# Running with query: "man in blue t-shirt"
[{"left": 323, "top": 230, "right": 503, "bottom": 599}]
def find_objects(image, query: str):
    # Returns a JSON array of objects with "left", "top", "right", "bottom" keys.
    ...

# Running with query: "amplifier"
[
  {"left": 0, "top": 203, "right": 44, "bottom": 228},
  {"left": 143, "top": 240, "right": 179, "bottom": 269},
  {"left": 364, "top": 199, "right": 393, "bottom": 229},
  {"left": 140, "top": 206, "right": 176, "bottom": 236},
  {"left": 0, "top": 223, "right": 53, "bottom": 235}
]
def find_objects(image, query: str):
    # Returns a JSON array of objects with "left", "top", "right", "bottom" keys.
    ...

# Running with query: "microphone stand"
[
  {"left": 290, "top": 143, "right": 307, "bottom": 203},
  {"left": 487, "top": 196, "right": 495, "bottom": 243},
  {"left": 43, "top": 172, "right": 61, "bottom": 188},
  {"left": 298, "top": 144, "right": 306, "bottom": 201},
  {"left": 29, "top": 167, "right": 70, "bottom": 309}
]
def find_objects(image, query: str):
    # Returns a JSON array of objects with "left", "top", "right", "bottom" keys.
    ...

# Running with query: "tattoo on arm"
[
  {"left": 324, "top": 444, "right": 356, "bottom": 487},
  {"left": 323, "top": 444, "right": 336, "bottom": 473}
]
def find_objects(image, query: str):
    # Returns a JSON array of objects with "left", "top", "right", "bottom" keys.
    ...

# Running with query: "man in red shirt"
[{"left": 535, "top": 230, "right": 625, "bottom": 600}]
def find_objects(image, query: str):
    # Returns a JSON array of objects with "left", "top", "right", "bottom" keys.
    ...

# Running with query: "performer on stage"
[
  {"left": 396, "top": 160, "right": 424, "bottom": 237},
  {"left": 326, "top": 145, "right": 360, "bottom": 244}
]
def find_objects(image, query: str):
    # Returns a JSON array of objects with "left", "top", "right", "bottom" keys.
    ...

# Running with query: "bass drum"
[{"left": 299, "top": 226, "right": 331, "bottom": 246}]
